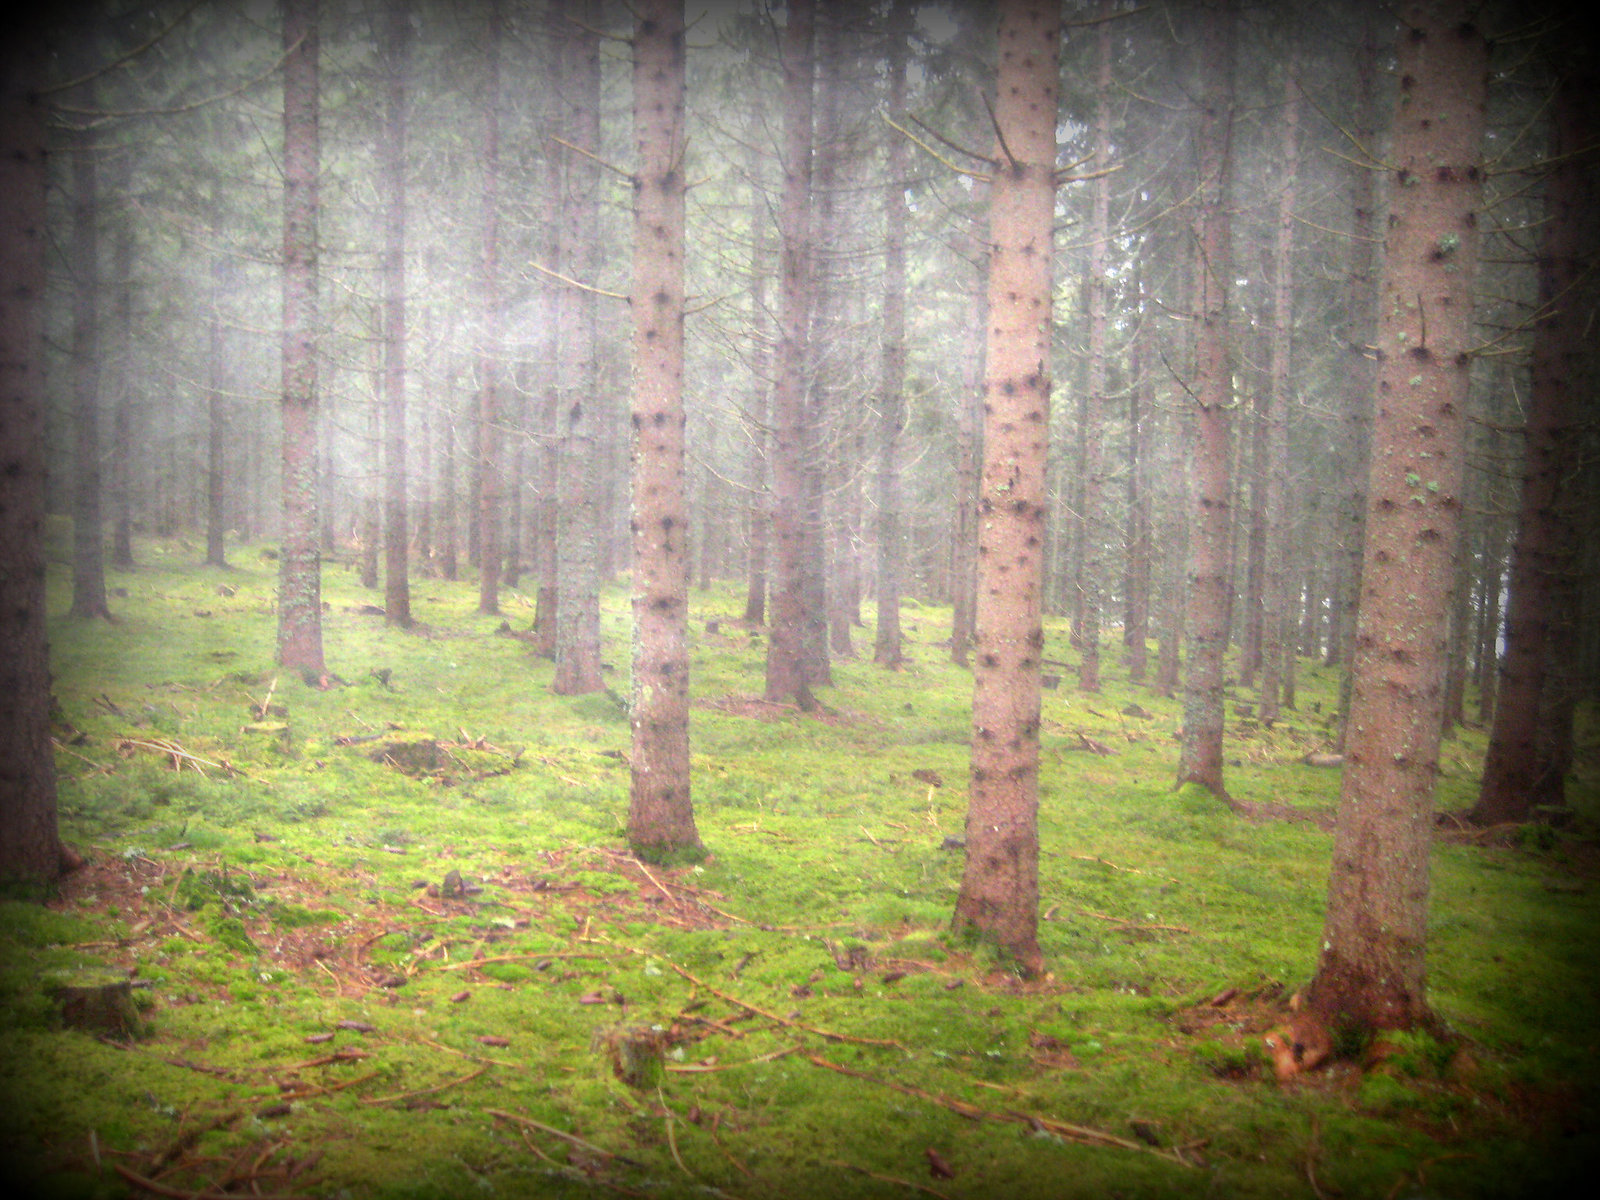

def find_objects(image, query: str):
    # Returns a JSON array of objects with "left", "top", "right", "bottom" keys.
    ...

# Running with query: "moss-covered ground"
[{"left": 3, "top": 539, "right": 1596, "bottom": 1199}]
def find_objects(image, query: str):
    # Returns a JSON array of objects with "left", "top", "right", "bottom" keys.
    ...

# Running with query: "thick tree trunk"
[
  {"left": 1308, "top": 0, "right": 1487, "bottom": 1035},
  {"left": 0, "top": 40, "right": 63, "bottom": 890},
  {"left": 382, "top": 0, "right": 412, "bottom": 628},
  {"left": 276, "top": 0, "right": 326, "bottom": 680},
  {"left": 1470, "top": 65, "right": 1593, "bottom": 824},
  {"left": 627, "top": 0, "right": 703, "bottom": 863},
  {"left": 1175, "top": 0, "right": 1237, "bottom": 800},
  {"left": 764, "top": 0, "right": 819, "bottom": 710},
  {"left": 952, "top": 0, "right": 1059, "bottom": 977}
]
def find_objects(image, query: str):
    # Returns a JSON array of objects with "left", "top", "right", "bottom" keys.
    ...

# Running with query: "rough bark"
[
  {"left": 276, "top": 0, "right": 326, "bottom": 680},
  {"left": 952, "top": 0, "right": 1060, "bottom": 976},
  {"left": 0, "top": 38, "right": 63, "bottom": 891},
  {"left": 763, "top": 0, "right": 819, "bottom": 710},
  {"left": 1175, "top": 0, "right": 1237, "bottom": 800},
  {"left": 1470, "top": 61, "right": 1594, "bottom": 824},
  {"left": 627, "top": 0, "right": 703, "bottom": 863},
  {"left": 1307, "top": 1, "right": 1488, "bottom": 1034},
  {"left": 382, "top": 0, "right": 412, "bottom": 628}
]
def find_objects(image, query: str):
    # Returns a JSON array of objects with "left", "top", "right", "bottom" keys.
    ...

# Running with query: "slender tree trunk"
[
  {"left": 627, "top": 0, "right": 703, "bottom": 862},
  {"left": 1332, "top": 15, "right": 1383, "bottom": 751},
  {"left": 439, "top": 368, "right": 458, "bottom": 581},
  {"left": 67, "top": 101, "right": 111, "bottom": 621},
  {"left": 873, "top": 0, "right": 912, "bottom": 668},
  {"left": 1259, "top": 59, "right": 1299, "bottom": 725},
  {"left": 1077, "top": 1, "right": 1115, "bottom": 693},
  {"left": 276, "top": 0, "right": 326, "bottom": 680},
  {"left": 742, "top": 157, "right": 771, "bottom": 628},
  {"left": 1, "top": 38, "right": 63, "bottom": 889},
  {"left": 552, "top": 0, "right": 605, "bottom": 694},
  {"left": 1470, "top": 64, "right": 1593, "bottom": 823},
  {"left": 382, "top": 0, "right": 412, "bottom": 628},
  {"left": 109, "top": 149, "right": 135, "bottom": 570},
  {"left": 205, "top": 258, "right": 229, "bottom": 568},
  {"left": 1307, "top": 0, "right": 1488, "bottom": 1035},
  {"left": 1176, "top": 0, "right": 1237, "bottom": 801},
  {"left": 476, "top": 0, "right": 504, "bottom": 616},
  {"left": 1123, "top": 311, "right": 1151, "bottom": 682},
  {"left": 952, "top": 0, "right": 1060, "bottom": 977},
  {"left": 764, "top": 0, "right": 818, "bottom": 710}
]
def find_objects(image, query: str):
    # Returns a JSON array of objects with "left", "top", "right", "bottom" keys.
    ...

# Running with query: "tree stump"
[{"left": 49, "top": 978, "right": 143, "bottom": 1038}]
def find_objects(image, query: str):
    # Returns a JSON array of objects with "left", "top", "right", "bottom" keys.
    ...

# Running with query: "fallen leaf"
[
  {"left": 478, "top": 1035, "right": 510, "bottom": 1047},
  {"left": 925, "top": 1148, "right": 956, "bottom": 1179},
  {"left": 450, "top": 990, "right": 472, "bottom": 1003}
]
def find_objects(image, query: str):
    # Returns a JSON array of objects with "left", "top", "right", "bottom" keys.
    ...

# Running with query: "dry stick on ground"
[
  {"left": 432, "top": 950, "right": 611, "bottom": 973},
  {"left": 830, "top": 1159, "right": 954, "bottom": 1200},
  {"left": 280, "top": 1069, "right": 383, "bottom": 1100},
  {"left": 360, "top": 1064, "right": 488, "bottom": 1106},
  {"left": 486, "top": 1109, "right": 645, "bottom": 1168},
  {"left": 413, "top": 1034, "right": 525, "bottom": 1069},
  {"left": 110, "top": 1163, "right": 314, "bottom": 1200},
  {"left": 803, "top": 1053, "right": 1196, "bottom": 1167},
  {"left": 668, "top": 965, "right": 905, "bottom": 1049},
  {"left": 1074, "top": 908, "right": 1193, "bottom": 935},
  {"left": 666, "top": 1045, "right": 800, "bottom": 1073}
]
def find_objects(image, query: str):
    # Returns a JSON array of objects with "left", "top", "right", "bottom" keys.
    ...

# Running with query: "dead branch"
[
  {"left": 359, "top": 1065, "right": 488, "bottom": 1106},
  {"left": 668, "top": 965, "right": 905, "bottom": 1049}
]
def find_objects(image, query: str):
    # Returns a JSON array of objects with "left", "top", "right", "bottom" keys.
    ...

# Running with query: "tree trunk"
[
  {"left": 0, "top": 39, "right": 63, "bottom": 891},
  {"left": 873, "top": 0, "right": 912, "bottom": 669},
  {"left": 764, "top": 0, "right": 819, "bottom": 710},
  {"left": 1470, "top": 62, "right": 1593, "bottom": 824},
  {"left": 552, "top": 0, "right": 605, "bottom": 695},
  {"left": 627, "top": 0, "right": 703, "bottom": 863},
  {"left": 741, "top": 150, "right": 771, "bottom": 629},
  {"left": 1307, "top": 0, "right": 1488, "bottom": 1035},
  {"left": 382, "top": 0, "right": 412, "bottom": 628},
  {"left": 109, "top": 149, "right": 136, "bottom": 570},
  {"left": 1175, "top": 0, "right": 1237, "bottom": 801},
  {"left": 276, "top": 0, "right": 326, "bottom": 680},
  {"left": 1332, "top": 14, "right": 1383, "bottom": 751},
  {"left": 476, "top": 0, "right": 504, "bottom": 617},
  {"left": 952, "top": 0, "right": 1060, "bottom": 977},
  {"left": 67, "top": 98, "right": 111, "bottom": 621},
  {"left": 1259, "top": 59, "right": 1299, "bottom": 725},
  {"left": 1122, "top": 305, "right": 1151, "bottom": 682},
  {"left": 205, "top": 258, "right": 229, "bottom": 569},
  {"left": 1077, "top": 0, "right": 1115, "bottom": 694}
]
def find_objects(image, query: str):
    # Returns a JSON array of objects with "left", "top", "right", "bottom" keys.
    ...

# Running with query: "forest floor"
[{"left": 3, "top": 535, "right": 1597, "bottom": 1200}]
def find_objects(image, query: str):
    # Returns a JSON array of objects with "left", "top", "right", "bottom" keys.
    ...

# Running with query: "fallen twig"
[
  {"left": 830, "top": 1158, "right": 954, "bottom": 1199},
  {"left": 669, "top": 965, "right": 904, "bottom": 1049},
  {"left": 360, "top": 1065, "right": 488, "bottom": 1106},
  {"left": 666, "top": 1045, "right": 799, "bottom": 1073},
  {"left": 1074, "top": 909, "right": 1192, "bottom": 935},
  {"left": 487, "top": 1108, "right": 644, "bottom": 1168},
  {"left": 110, "top": 1162, "right": 313, "bottom": 1200}
]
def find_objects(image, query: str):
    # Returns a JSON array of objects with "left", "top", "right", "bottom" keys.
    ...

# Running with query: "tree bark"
[
  {"left": 276, "top": 0, "right": 326, "bottom": 680},
  {"left": 382, "top": 0, "right": 413, "bottom": 628},
  {"left": 627, "top": 0, "right": 703, "bottom": 863},
  {"left": 1175, "top": 0, "right": 1237, "bottom": 800},
  {"left": 952, "top": 0, "right": 1060, "bottom": 977},
  {"left": 205, "top": 258, "right": 229, "bottom": 569},
  {"left": 1307, "top": 0, "right": 1488, "bottom": 1034},
  {"left": 0, "top": 37, "right": 63, "bottom": 891}
]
